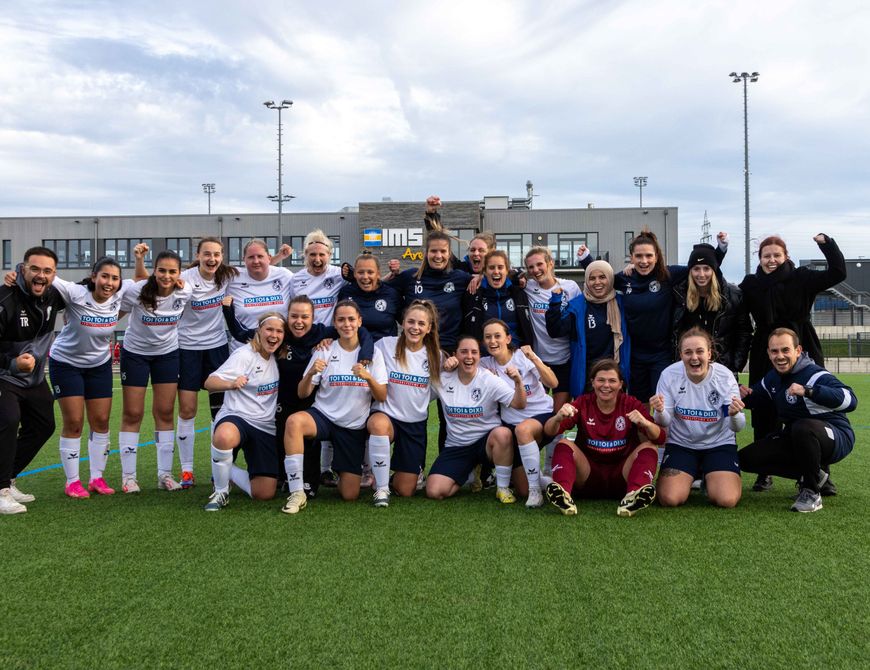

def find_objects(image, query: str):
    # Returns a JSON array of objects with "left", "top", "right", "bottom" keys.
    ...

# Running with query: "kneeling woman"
[
  {"left": 542, "top": 359, "right": 665, "bottom": 517},
  {"left": 282, "top": 300, "right": 388, "bottom": 513},
  {"left": 368, "top": 300, "right": 442, "bottom": 505},
  {"left": 203, "top": 313, "right": 286, "bottom": 511},
  {"left": 479, "top": 319, "right": 557, "bottom": 508},
  {"left": 651, "top": 327, "right": 745, "bottom": 508},
  {"left": 426, "top": 335, "right": 527, "bottom": 503}
]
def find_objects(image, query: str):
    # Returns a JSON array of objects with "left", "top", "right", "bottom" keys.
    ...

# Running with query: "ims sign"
[{"left": 363, "top": 228, "right": 424, "bottom": 247}]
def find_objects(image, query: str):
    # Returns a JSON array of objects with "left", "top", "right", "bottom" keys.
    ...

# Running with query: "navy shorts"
[
  {"left": 661, "top": 443, "right": 741, "bottom": 478},
  {"left": 215, "top": 416, "right": 279, "bottom": 479},
  {"left": 628, "top": 356, "right": 671, "bottom": 403},
  {"left": 383, "top": 415, "right": 427, "bottom": 475},
  {"left": 428, "top": 435, "right": 492, "bottom": 485},
  {"left": 544, "top": 360, "right": 572, "bottom": 394},
  {"left": 49, "top": 357, "right": 113, "bottom": 400},
  {"left": 178, "top": 345, "right": 230, "bottom": 392},
  {"left": 308, "top": 406, "right": 367, "bottom": 476},
  {"left": 120, "top": 347, "right": 180, "bottom": 387}
]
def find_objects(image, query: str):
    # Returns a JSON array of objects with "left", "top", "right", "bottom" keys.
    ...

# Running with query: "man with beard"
[{"left": 0, "top": 247, "right": 65, "bottom": 514}]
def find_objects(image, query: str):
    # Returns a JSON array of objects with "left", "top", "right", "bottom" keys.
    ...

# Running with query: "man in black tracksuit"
[{"left": 0, "top": 246, "right": 64, "bottom": 514}]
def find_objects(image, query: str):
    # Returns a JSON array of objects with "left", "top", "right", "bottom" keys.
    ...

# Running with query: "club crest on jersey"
[
  {"left": 173, "top": 299, "right": 182, "bottom": 310},
  {"left": 422, "top": 360, "right": 429, "bottom": 372},
  {"left": 272, "top": 279, "right": 282, "bottom": 291},
  {"left": 506, "top": 298, "right": 515, "bottom": 311},
  {"left": 624, "top": 285, "right": 633, "bottom": 295},
  {"left": 443, "top": 282, "right": 455, "bottom": 293},
  {"left": 375, "top": 299, "right": 387, "bottom": 312},
  {"left": 649, "top": 281, "right": 660, "bottom": 293},
  {"left": 786, "top": 392, "right": 798, "bottom": 404},
  {"left": 324, "top": 277, "right": 335, "bottom": 289},
  {"left": 707, "top": 389, "right": 721, "bottom": 405},
  {"left": 615, "top": 416, "right": 626, "bottom": 431},
  {"left": 471, "top": 388, "right": 482, "bottom": 402}
]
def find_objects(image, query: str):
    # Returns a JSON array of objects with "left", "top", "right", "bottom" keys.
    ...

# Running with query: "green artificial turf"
[{"left": 2, "top": 376, "right": 868, "bottom": 669}]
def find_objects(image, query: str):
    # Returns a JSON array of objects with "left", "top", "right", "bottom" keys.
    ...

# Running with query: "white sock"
[
  {"left": 59, "top": 437, "right": 81, "bottom": 484},
  {"left": 495, "top": 464, "right": 512, "bottom": 489},
  {"left": 284, "top": 454, "right": 304, "bottom": 493},
  {"left": 119, "top": 431, "right": 139, "bottom": 479},
  {"left": 176, "top": 417, "right": 196, "bottom": 472},
  {"left": 230, "top": 465, "right": 252, "bottom": 497},
  {"left": 518, "top": 441, "right": 541, "bottom": 491},
  {"left": 320, "top": 442, "right": 333, "bottom": 472},
  {"left": 155, "top": 430, "right": 176, "bottom": 477},
  {"left": 210, "top": 445, "right": 232, "bottom": 494},
  {"left": 88, "top": 431, "right": 110, "bottom": 480},
  {"left": 544, "top": 436, "right": 561, "bottom": 473},
  {"left": 368, "top": 435, "right": 391, "bottom": 490}
]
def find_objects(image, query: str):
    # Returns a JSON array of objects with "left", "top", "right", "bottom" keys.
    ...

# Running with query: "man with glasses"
[{"left": 0, "top": 246, "right": 65, "bottom": 514}]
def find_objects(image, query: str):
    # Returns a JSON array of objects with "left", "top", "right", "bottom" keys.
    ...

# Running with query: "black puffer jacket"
[{"left": 671, "top": 277, "right": 752, "bottom": 374}]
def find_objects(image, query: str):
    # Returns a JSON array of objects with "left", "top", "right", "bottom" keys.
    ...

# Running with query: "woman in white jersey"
[
  {"left": 479, "top": 319, "right": 556, "bottom": 509},
  {"left": 651, "top": 327, "right": 745, "bottom": 508},
  {"left": 281, "top": 300, "right": 387, "bottom": 514},
  {"left": 426, "top": 334, "right": 527, "bottom": 503},
  {"left": 202, "top": 312, "right": 286, "bottom": 511},
  {"left": 173, "top": 237, "right": 239, "bottom": 489},
  {"left": 226, "top": 239, "right": 294, "bottom": 352},
  {"left": 118, "top": 249, "right": 193, "bottom": 494},
  {"left": 367, "top": 300, "right": 442, "bottom": 506}
]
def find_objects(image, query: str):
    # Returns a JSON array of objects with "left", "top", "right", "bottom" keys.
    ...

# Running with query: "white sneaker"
[
  {"left": 9, "top": 479, "right": 35, "bottom": 503},
  {"left": 526, "top": 487, "right": 543, "bottom": 508},
  {"left": 373, "top": 487, "right": 390, "bottom": 508},
  {"left": 281, "top": 490, "right": 307, "bottom": 515},
  {"left": 157, "top": 473, "right": 182, "bottom": 491},
  {"left": 0, "top": 488, "right": 27, "bottom": 515},
  {"left": 122, "top": 477, "right": 141, "bottom": 494}
]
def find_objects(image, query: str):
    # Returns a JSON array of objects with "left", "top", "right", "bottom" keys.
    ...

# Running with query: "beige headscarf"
[{"left": 582, "top": 260, "right": 624, "bottom": 362}]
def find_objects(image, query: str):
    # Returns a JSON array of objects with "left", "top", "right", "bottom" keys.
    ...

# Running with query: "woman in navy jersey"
[
  {"left": 426, "top": 334, "right": 527, "bottom": 503},
  {"left": 173, "top": 237, "right": 239, "bottom": 489},
  {"left": 462, "top": 250, "right": 533, "bottom": 347},
  {"left": 118, "top": 248, "right": 192, "bottom": 494},
  {"left": 453, "top": 231, "right": 495, "bottom": 275},
  {"left": 337, "top": 252, "right": 401, "bottom": 341},
  {"left": 281, "top": 300, "right": 387, "bottom": 514},
  {"left": 367, "top": 300, "right": 442, "bottom": 504},
  {"left": 202, "top": 312, "right": 286, "bottom": 512},
  {"left": 542, "top": 358, "right": 665, "bottom": 517},
  {"left": 479, "top": 319, "right": 556, "bottom": 509},
  {"left": 8, "top": 258, "right": 125, "bottom": 498}
]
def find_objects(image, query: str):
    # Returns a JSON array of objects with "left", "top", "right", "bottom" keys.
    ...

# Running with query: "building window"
[
  {"left": 624, "top": 231, "right": 634, "bottom": 260},
  {"left": 496, "top": 233, "right": 534, "bottom": 270},
  {"left": 166, "top": 238, "right": 195, "bottom": 263},
  {"left": 43, "top": 239, "right": 94, "bottom": 269},
  {"left": 2, "top": 240, "right": 11, "bottom": 270},
  {"left": 552, "top": 232, "right": 599, "bottom": 267},
  {"left": 328, "top": 235, "right": 340, "bottom": 265},
  {"left": 104, "top": 238, "right": 152, "bottom": 268},
  {"left": 226, "top": 237, "right": 279, "bottom": 266}
]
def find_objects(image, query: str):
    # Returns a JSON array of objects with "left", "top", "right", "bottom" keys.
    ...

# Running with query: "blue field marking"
[{"left": 17, "top": 427, "right": 212, "bottom": 478}]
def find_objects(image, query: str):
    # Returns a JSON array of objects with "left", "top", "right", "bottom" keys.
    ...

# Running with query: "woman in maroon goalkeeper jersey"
[{"left": 542, "top": 358, "right": 665, "bottom": 517}]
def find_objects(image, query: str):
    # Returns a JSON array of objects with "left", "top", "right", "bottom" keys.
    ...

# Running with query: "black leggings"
[
  {"left": 738, "top": 419, "right": 836, "bottom": 491},
  {"left": 0, "top": 380, "right": 56, "bottom": 489}
]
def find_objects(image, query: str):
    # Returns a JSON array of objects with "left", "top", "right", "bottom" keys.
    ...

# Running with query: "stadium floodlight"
[
  {"left": 729, "top": 71, "right": 760, "bottom": 275},
  {"left": 263, "top": 100, "right": 294, "bottom": 244},
  {"left": 633, "top": 176, "right": 647, "bottom": 207}
]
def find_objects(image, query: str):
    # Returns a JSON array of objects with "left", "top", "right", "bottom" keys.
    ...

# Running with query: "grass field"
[{"left": 2, "top": 375, "right": 869, "bottom": 669}]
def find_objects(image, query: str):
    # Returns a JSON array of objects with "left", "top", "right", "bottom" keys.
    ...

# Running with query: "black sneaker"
[
  {"left": 545, "top": 482, "right": 577, "bottom": 516},
  {"left": 820, "top": 476, "right": 837, "bottom": 497},
  {"left": 752, "top": 474, "right": 773, "bottom": 492},
  {"left": 319, "top": 469, "right": 338, "bottom": 488}
]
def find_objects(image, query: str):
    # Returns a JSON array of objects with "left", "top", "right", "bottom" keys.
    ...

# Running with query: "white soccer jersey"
[
  {"left": 212, "top": 344, "right": 280, "bottom": 435},
  {"left": 290, "top": 265, "right": 347, "bottom": 325},
  {"left": 435, "top": 368, "right": 515, "bottom": 448},
  {"left": 524, "top": 278, "right": 581, "bottom": 362},
  {"left": 372, "top": 336, "right": 432, "bottom": 423},
  {"left": 49, "top": 276, "right": 125, "bottom": 367},
  {"left": 178, "top": 267, "right": 228, "bottom": 350},
  {"left": 655, "top": 361, "right": 741, "bottom": 450},
  {"left": 120, "top": 280, "right": 194, "bottom": 356},
  {"left": 227, "top": 266, "right": 294, "bottom": 351},
  {"left": 305, "top": 340, "right": 388, "bottom": 429},
  {"left": 479, "top": 349, "right": 554, "bottom": 426}
]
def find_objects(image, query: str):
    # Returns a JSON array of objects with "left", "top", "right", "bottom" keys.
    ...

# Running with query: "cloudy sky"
[{"left": 1, "top": 0, "right": 868, "bottom": 277}]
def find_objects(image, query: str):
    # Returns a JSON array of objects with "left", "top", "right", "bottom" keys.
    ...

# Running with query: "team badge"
[
  {"left": 615, "top": 416, "right": 626, "bottom": 431},
  {"left": 506, "top": 298, "right": 515, "bottom": 311},
  {"left": 471, "top": 388, "right": 482, "bottom": 402},
  {"left": 786, "top": 392, "right": 798, "bottom": 404},
  {"left": 649, "top": 281, "right": 660, "bottom": 293},
  {"left": 173, "top": 299, "right": 182, "bottom": 310},
  {"left": 707, "top": 389, "right": 721, "bottom": 405},
  {"left": 272, "top": 279, "right": 282, "bottom": 291},
  {"left": 324, "top": 277, "right": 334, "bottom": 289},
  {"left": 375, "top": 299, "right": 387, "bottom": 312},
  {"left": 422, "top": 360, "right": 429, "bottom": 372},
  {"left": 443, "top": 282, "right": 455, "bottom": 293},
  {"left": 624, "top": 285, "right": 633, "bottom": 295}
]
